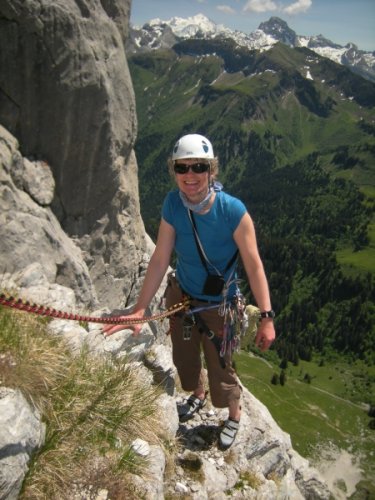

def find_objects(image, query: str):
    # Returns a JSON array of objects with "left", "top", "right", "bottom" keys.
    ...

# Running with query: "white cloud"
[
  {"left": 243, "top": 0, "right": 313, "bottom": 15},
  {"left": 217, "top": 5, "right": 236, "bottom": 14},
  {"left": 244, "top": 0, "right": 278, "bottom": 13},
  {"left": 243, "top": 0, "right": 278, "bottom": 13},
  {"left": 283, "top": 0, "right": 312, "bottom": 15}
]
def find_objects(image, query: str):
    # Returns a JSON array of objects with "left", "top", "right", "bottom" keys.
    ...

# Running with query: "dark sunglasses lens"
[
  {"left": 174, "top": 164, "right": 189, "bottom": 174},
  {"left": 192, "top": 163, "right": 209, "bottom": 173},
  {"left": 174, "top": 162, "right": 209, "bottom": 174}
]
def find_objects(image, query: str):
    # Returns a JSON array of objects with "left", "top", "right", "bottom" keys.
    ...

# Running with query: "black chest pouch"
[{"left": 202, "top": 274, "right": 225, "bottom": 296}]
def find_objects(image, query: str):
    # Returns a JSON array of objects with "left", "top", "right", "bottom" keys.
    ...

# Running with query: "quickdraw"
[{"left": 0, "top": 293, "right": 190, "bottom": 325}]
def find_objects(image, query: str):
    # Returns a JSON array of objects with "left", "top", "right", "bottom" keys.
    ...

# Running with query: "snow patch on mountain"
[
  {"left": 154, "top": 14, "right": 222, "bottom": 37},
  {"left": 313, "top": 46, "right": 347, "bottom": 65}
]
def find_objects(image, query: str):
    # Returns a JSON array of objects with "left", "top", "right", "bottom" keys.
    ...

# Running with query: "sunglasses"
[{"left": 174, "top": 162, "right": 210, "bottom": 174}]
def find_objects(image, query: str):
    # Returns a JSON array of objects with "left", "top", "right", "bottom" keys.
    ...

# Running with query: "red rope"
[{"left": 0, "top": 293, "right": 189, "bottom": 325}]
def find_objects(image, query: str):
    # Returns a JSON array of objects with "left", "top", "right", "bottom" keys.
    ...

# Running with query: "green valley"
[{"left": 234, "top": 351, "right": 375, "bottom": 496}]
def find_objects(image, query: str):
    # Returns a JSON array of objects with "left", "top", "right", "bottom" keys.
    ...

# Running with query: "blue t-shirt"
[{"left": 162, "top": 190, "right": 247, "bottom": 301}]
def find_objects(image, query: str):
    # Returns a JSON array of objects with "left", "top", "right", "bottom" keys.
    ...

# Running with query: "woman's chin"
[{"left": 182, "top": 188, "right": 206, "bottom": 202}]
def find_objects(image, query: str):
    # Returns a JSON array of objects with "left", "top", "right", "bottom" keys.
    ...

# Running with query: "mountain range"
[{"left": 128, "top": 14, "right": 375, "bottom": 83}]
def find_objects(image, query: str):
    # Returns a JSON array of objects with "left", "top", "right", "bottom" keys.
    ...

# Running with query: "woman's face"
[{"left": 174, "top": 158, "right": 210, "bottom": 202}]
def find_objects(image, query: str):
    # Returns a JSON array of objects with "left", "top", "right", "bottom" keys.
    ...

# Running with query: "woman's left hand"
[{"left": 255, "top": 319, "right": 276, "bottom": 351}]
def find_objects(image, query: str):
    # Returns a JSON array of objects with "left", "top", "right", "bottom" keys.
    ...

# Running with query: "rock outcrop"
[
  {"left": 0, "top": 1, "right": 332, "bottom": 499},
  {"left": 0, "top": 125, "right": 97, "bottom": 307}
]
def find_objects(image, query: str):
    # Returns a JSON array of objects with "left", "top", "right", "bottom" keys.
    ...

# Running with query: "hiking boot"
[
  {"left": 178, "top": 394, "right": 207, "bottom": 422},
  {"left": 219, "top": 418, "right": 240, "bottom": 449}
]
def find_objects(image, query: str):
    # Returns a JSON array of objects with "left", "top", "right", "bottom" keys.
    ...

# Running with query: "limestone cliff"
[{"left": 0, "top": 0, "right": 145, "bottom": 310}]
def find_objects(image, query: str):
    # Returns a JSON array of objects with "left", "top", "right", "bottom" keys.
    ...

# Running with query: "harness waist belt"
[{"left": 180, "top": 287, "right": 221, "bottom": 304}]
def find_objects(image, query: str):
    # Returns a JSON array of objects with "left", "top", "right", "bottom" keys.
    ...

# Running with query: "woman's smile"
[
  {"left": 179, "top": 175, "right": 208, "bottom": 201},
  {"left": 174, "top": 159, "right": 210, "bottom": 202}
]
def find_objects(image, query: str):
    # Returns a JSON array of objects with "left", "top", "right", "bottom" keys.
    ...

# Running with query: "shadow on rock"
[{"left": 177, "top": 423, "right": 221, "bottom": 451}]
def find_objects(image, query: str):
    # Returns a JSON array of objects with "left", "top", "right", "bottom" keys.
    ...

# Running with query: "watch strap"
[{"left": 260, "top": 310, "right": 275, "bottom": 319}]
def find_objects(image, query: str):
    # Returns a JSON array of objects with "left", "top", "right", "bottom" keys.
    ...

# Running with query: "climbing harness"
[
  {"left": 163, "top": 271, "right": 251, "bottom": 366},
  {"left": 0, "top": 292, "right": 190, "bottom": 325},
  {"left": 176, "top": 285, "right": 249, "bottom": 368}
]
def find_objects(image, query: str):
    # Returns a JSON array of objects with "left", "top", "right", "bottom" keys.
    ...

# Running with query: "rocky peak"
[{"left": 258, "top": 16, "right": 297, "bottom": 46}]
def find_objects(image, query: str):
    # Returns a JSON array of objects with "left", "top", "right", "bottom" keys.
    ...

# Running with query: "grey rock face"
[
  {"left": 0, "top": 0, "right": 146, "bottom": 310},
  {"left": 0, "top": 388, "right": 46, "bottom": 500},
  {"left": 161, "top": 387, "right": 331, "bottom": 500}
]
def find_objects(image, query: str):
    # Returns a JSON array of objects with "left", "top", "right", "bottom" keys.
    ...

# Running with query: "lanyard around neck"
[{"left": 188, "top": 209, "right": 238, "bottom": 276}]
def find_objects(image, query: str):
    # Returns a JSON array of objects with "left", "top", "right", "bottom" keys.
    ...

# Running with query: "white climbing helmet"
[{"left": 171, "top": 134, "right": 214, "bottom": 160}]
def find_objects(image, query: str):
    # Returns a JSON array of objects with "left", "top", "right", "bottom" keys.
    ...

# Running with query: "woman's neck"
[
  {"left": 179, "top": 181, "right": 222, "bottom": 214},
  {"left": 196, "top": 192, "right": 216, "bottom": 214},
  {"left": 179, "top": 188, "right": 213, "bottom": 213}
]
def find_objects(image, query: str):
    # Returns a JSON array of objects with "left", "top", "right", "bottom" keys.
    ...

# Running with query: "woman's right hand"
[
  {"left": 102, "top": 219, "right": 175, "bottom": 339},
  {"left": 102, "top": 311, "right": 145, "bottom": 337}
]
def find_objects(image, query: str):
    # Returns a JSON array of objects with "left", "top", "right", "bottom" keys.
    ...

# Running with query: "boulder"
[{"left": 0, "top": 388, "right": 45, "bottom": 500}]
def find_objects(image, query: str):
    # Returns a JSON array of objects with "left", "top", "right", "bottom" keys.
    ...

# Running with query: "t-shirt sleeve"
[{"left": 227, "top": 196, "right": 247, "bottom": 232}]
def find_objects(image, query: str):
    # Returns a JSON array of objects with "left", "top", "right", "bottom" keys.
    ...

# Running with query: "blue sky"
[{"left": 130, "top": 0, "right": 375, "bottom": 51}]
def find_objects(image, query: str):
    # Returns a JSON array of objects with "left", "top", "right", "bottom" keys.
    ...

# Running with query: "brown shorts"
[{"left": 164, "top": 273, "right": 241, "bottom": 408}]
